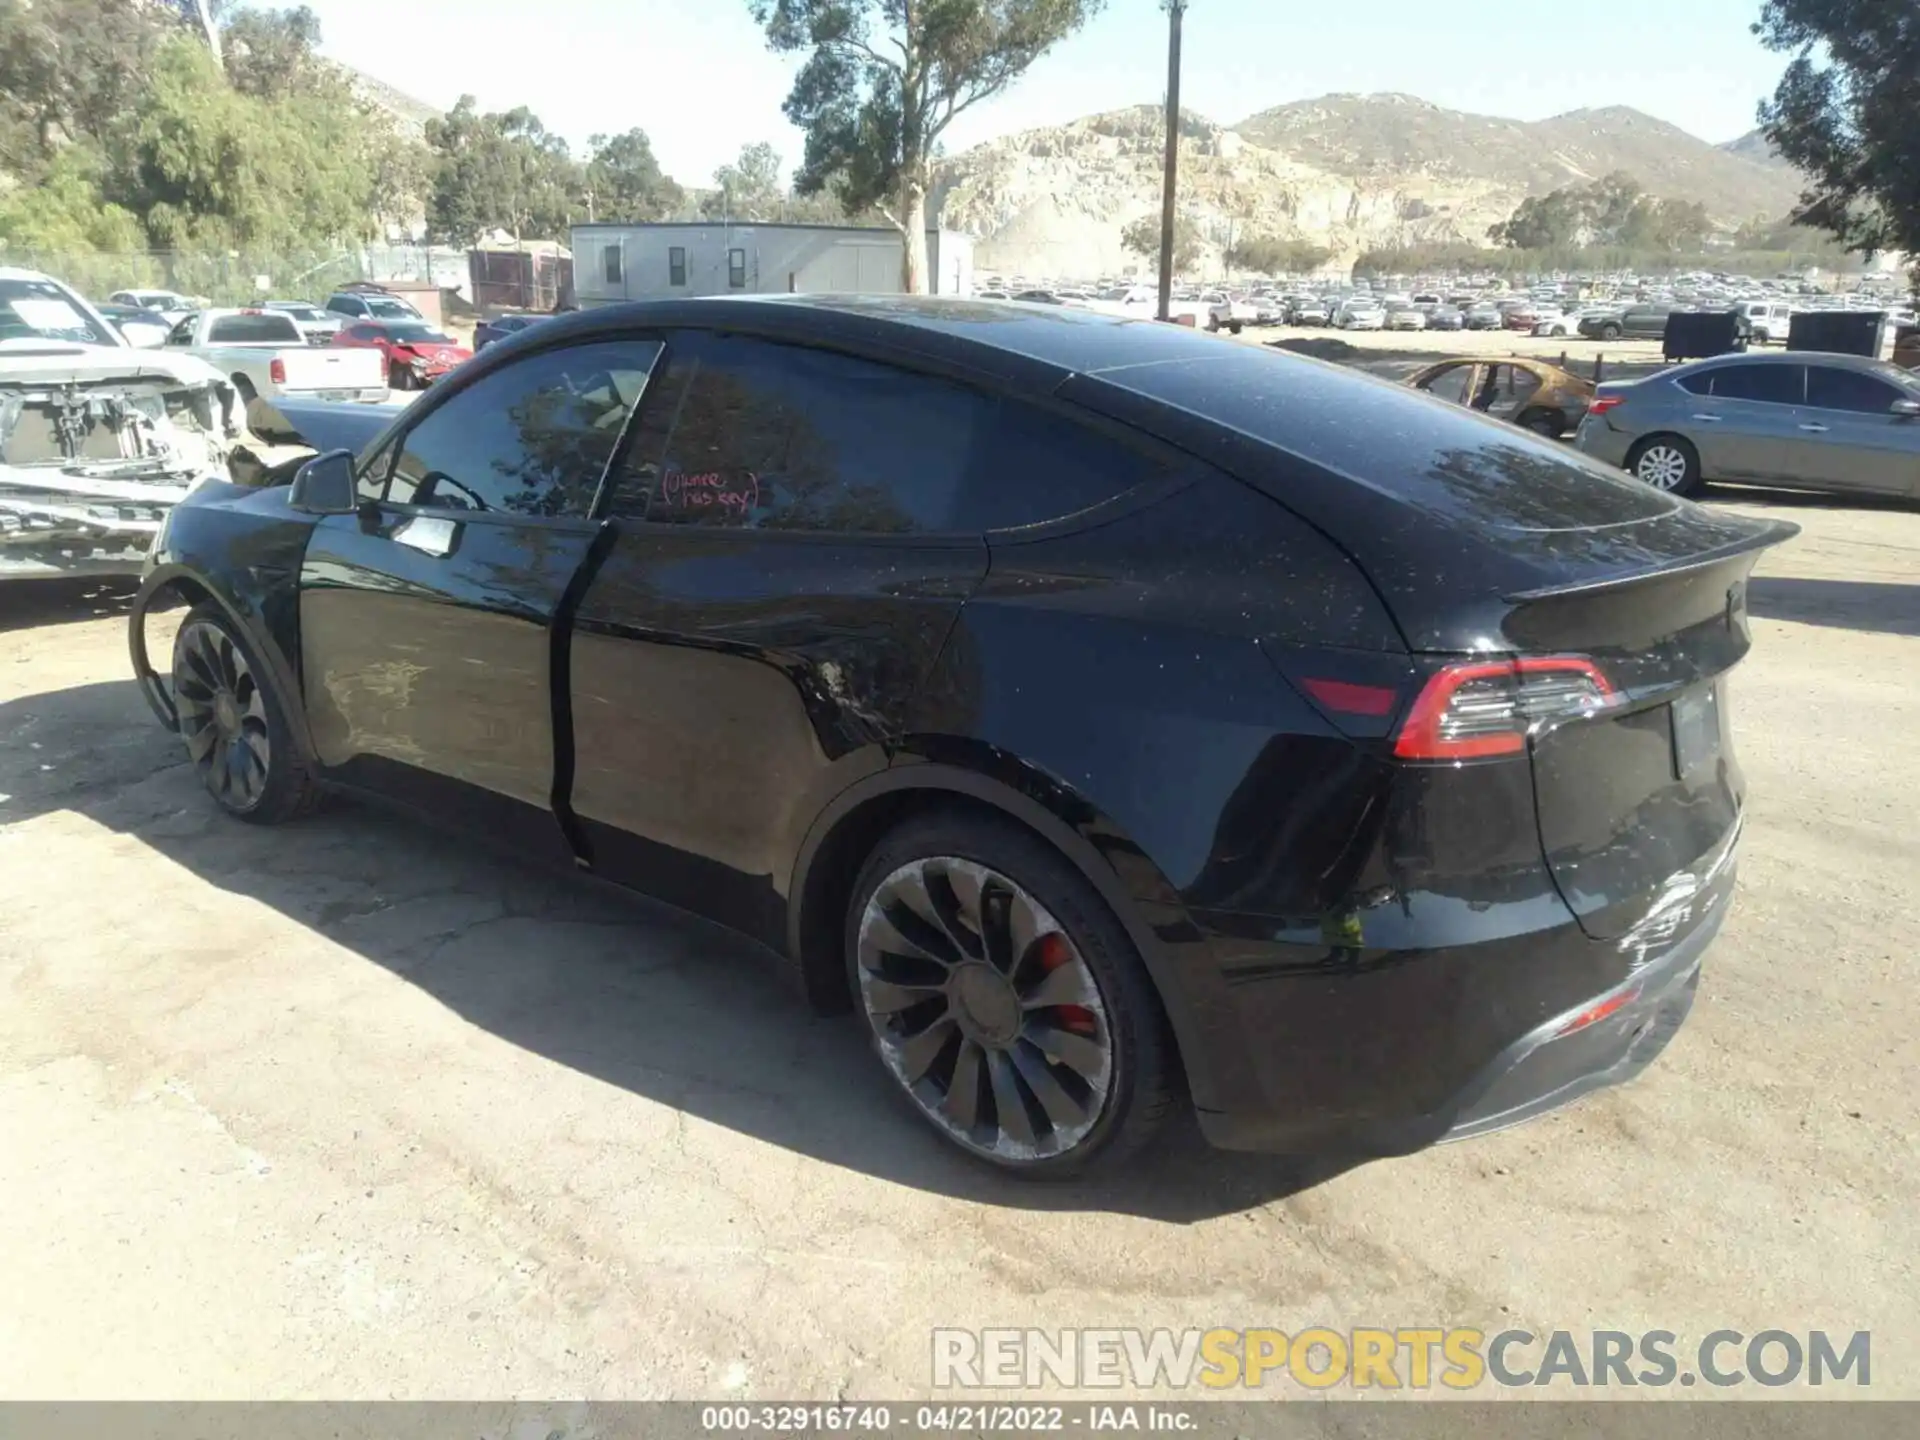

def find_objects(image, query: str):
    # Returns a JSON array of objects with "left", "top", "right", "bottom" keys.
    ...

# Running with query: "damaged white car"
[{"left": 1, "top": 268, "right": 246, "bottom": 580}]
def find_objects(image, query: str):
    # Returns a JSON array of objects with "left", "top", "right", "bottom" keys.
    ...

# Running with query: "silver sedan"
[{"left": 1575, "top": 351, "right": 1920, "bottom": 498}]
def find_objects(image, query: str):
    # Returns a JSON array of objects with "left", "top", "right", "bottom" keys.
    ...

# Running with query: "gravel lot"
[{"left": 1, "top": 489, "right": 1915, "bottom": 1400}]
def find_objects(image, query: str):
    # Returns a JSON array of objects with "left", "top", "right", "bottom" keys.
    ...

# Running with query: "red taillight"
[
  {"left": 1554, "top": 985, "right": 1640, "bottom": 1038},
  {"left": 268, "top": 357, "right": 287, "bottom": 384},
  {"left": 1300, "top": 677, "right": 1399, "bottom": 717},
  {"left": 1393, "top": 656, "right": 1615, "bottom": 762},
  {"left": 1588, "top": 394, "right": 1625, "bottom": 416}
]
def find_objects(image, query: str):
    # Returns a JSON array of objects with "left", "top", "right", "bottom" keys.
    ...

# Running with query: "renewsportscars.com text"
[{"left": 931, "top": 1327, "right": 1871, "bottom": 1391}]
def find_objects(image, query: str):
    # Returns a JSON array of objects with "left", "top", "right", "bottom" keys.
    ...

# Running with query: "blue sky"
[{"left": 307, "top": 0, "right": 1788, "bottom": 188}]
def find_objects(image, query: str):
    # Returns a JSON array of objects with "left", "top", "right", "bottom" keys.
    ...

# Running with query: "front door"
[
  {"left": 1799, "top": 363, "right": 1920, "bottom": 496},
  {"left": 299, "top": 336, "right": 661, "bottom": 862}
]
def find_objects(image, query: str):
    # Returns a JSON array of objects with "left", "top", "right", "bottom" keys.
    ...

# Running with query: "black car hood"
[{"left": 1059, "top": 346, "right": 1795, "bottom": 652}]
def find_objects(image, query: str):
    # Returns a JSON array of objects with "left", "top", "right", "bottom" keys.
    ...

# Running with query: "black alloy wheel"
[
  {"left": 848, "top": 814, "right": 1173, "bottom": 1176},
  {"left": 171, "top": 606, "right": 322, "bottom": 824}
]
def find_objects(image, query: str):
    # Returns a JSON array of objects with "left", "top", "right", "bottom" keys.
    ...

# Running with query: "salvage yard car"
[
  {"left": 330, "top": 318, "right": 473, "bottom": 390},
  {"left": 1, "top": 268, "right": 245, "bottom": 579},
  {"left": 128, "top": 296, "right": 1793, "bottom": 1176},
  {"left": 1407, "top": 356, "right": 1595, "bottom": 437},
  {"left": 165, "top": 307, "right": 389, "bottom": 405},
  {"left": 1576, "top": 350, "right": 1920, "bottom": 497}
]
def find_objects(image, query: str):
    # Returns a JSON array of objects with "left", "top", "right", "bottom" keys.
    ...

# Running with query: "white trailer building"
[{"left": 569, "top": 222, "right": 973, "bottom": 305}]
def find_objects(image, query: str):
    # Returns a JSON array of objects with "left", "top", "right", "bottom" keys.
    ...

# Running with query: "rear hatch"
[
  {"left": 1059, "top": 346, "right": 1798, "bottom": 939},
  {"left": 1503, "top": 544, "right": 1764, "bottom": 938}
]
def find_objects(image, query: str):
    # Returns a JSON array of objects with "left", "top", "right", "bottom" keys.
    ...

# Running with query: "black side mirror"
[{"left": 288, "top": 450, "right": 359, "bottom": 515}]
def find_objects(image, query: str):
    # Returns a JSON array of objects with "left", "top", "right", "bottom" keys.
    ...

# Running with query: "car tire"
[
  {"left": 1600, "top": 322, "right": 1623, "bottom": 341},
  {"left": 845, "top": 809, "right": 1176, "bottom": 1178},
  {"left": 1519, "top": 408, "right": 1564, "bottom": 438},
  {"left": 171, "top": 605, "right": 324, "bottom": 825},
  {"left": 1625, "top": 434, "right": 1703, "bottom": 497}
]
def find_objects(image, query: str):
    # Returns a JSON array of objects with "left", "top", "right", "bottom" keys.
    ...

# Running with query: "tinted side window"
[
  {"left": 614, "top": 335, "right": 986, "bottom": 533},
  {"left": 1805, "top": 366, "right": 1901, "bottom": 415},
  {"left": 208, "top": 314, "right": 302, "bottom": 344},
  {"left": 1677, "top": 371, "right": 1714, "bottom": 395},
  {"left": 384, "top": 339, "right": 660, "bottom": 517},
  {"left": 961, "top": 400, "right": 1167, "bottom": 530},
  {"left": 1711, "top": 364, "right": 1804, "bottom": 405}
]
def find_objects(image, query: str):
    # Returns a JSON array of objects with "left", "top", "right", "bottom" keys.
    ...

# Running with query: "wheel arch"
[
  {"left": 129, "top": 563, "right": 319, "bottom": 765},
  {"left": 785, "top": 758, "right": 1215, "bottom": 1109}
]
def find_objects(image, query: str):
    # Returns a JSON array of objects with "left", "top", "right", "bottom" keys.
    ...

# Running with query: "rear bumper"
[
  {"left": 1184, "top": 842, "right": 1737, "bottom": 1157},
  {"left": 1439, "top": 898, "right": 1716, "bottom": 1142}
]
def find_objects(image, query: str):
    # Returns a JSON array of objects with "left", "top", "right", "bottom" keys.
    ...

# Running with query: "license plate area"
[{"left": 1671, "top": 684, "right": 1721, "bottom": 779}]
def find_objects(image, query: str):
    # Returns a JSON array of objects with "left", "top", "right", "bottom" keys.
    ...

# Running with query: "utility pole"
[{"left": 1157, "top": 0, "right": 1188, "bottom": 322}]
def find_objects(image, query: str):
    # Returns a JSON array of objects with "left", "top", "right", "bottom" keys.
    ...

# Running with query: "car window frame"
[
  {"left": 1803, "top": 364, "right": 1904, "bottom": 417},
  {"left": 601, "top": 328, "right": 1196, "bottom": 546},
  {"left": 1708, "top": 362, "right": 1807, "bottom": 407},
  {"left": 357, "top": 332, "right": 667, "bottom": 530}
]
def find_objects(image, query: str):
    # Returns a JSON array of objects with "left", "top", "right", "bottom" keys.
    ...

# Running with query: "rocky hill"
[
  {"left": 934, "top": 93, "right": 1805, "bottom": 278},
  {"left": 1719, "top": 128, "right": 1793, "bottom": 170}
]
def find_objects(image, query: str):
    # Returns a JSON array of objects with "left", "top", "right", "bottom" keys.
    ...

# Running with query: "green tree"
[
  {"left": 1227, "top": 233, "right": 1331, "bottom": 275},
  {"left": 0, "top": 0, "right": 165, "bottom": 170},
  {"left": 220, "top": 5, "right": 324, "bottom": 97},
  {"left": 428, "top": 98, "right": 583, "bottom": 242},
  {"left": 1754, "top": 0, "right": 1920, "bottom": 283},
  {"left": 0, "top": 145, "right": 145, "bottom": 252},
  {"left": 1121, "top": 212, "right": 1201, "bottom": 275},
  {"left": 750, "top": 0, "right": 1103, "bottom": 292},
  {"left": 1488, "top": 187, "right": 1588, "bottom": 249},
  {"left": 584, "top": 128, "right": 683, "bottom": 223},
  {"left": 704, "top": 141, "right": 785, "bottom": 220},
  {"left": 122, "top": 36, "right": 377, "bottom": 250}
]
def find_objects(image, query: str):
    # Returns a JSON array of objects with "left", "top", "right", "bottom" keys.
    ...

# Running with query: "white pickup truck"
[
  {"left": 163, "top": 308, "right": 388, "bottom": 404},
  {"left": 1084, "top": 285, "right": 1211, "bottom": 327}
]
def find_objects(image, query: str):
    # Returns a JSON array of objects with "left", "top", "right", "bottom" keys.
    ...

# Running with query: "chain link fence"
[{"left": 4, "top": 244, "right": 477, "bottom": 307}]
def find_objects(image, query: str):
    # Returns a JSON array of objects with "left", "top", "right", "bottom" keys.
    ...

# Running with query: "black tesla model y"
[{"left": 128, "top": 297, "right": 1795, "bottom": 1176}]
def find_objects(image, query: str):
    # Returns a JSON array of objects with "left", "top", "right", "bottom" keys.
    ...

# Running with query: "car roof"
[
  {"left": 491, "top": 295, "right": 1283, "bottom": 391},
  {"left": 1675, "top": 349, "right": 1892, "bottom": 374}
]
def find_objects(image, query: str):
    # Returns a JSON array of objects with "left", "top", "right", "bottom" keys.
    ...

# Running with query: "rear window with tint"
[
  {"left": 1076, "top": 344, "right": 1676, "bottom": 534},
  {"left": 1710, "top": 364, "right": 1804, "bottom": 405},
  {"left": 208, "top": 313, "right": 302, "bottom": 344}
]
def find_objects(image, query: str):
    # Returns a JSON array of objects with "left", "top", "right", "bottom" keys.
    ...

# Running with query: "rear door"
[
  {"left": 1799, "top": 364, "right": 1920, "bottom": 495},
  {"left": 565, "top": 330, "right": 993, "bottom": 940},
  {"left": 299, "top": 336, "right": 660, "bottom": 863}
]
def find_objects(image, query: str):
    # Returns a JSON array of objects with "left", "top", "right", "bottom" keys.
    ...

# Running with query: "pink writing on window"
[{"left": 661, "top": 469, "right": 761, "bottom": 516}]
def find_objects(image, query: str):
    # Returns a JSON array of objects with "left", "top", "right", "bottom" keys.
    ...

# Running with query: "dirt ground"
[{"left": 1, "top": 492, "right": 1915, "bottom": 1401}]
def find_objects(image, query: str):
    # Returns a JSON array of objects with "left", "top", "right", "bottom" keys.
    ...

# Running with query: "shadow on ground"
[
  {"left": 0, "top": 674, "right": 1360, "bottom": 1223},
  {"left": 0, "top": 576, "right": 141, "bottom": 634},
  {"left": 1746, "top": 577, "right": 1920, "bottom": 638}
]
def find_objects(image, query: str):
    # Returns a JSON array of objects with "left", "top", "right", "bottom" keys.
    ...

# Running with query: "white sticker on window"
[{"left": 12, "top": 298, "right": 90, "bottom": 331}]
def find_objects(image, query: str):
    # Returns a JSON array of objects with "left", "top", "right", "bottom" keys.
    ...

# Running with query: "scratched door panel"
[{"left": 568, "top": 526, "right": 987, "bottom": 940}]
